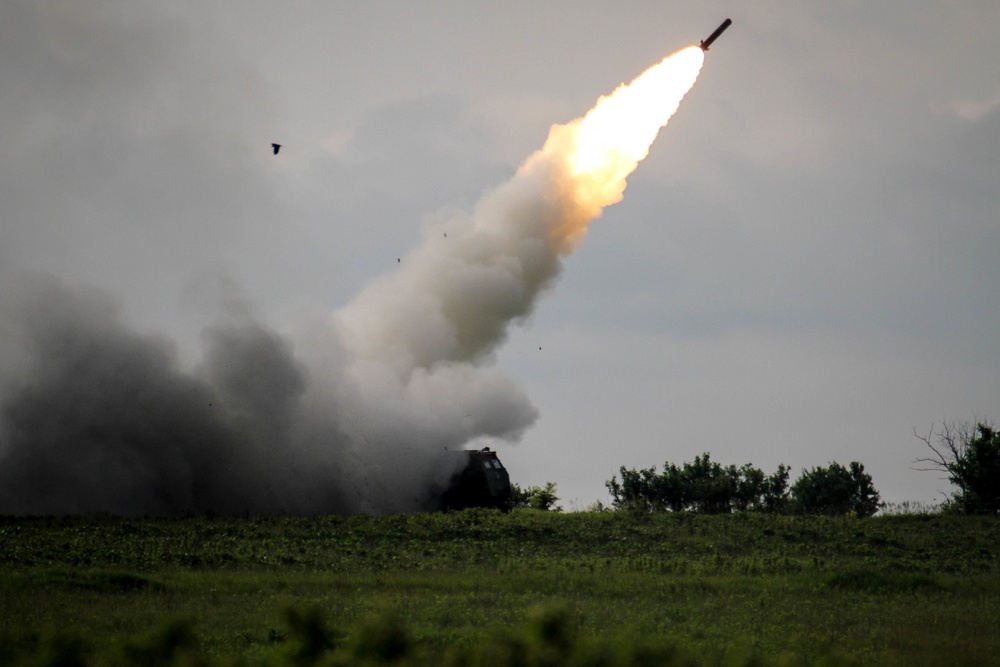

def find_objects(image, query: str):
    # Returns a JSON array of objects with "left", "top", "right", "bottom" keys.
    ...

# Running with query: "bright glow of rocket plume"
[
  {"left": 331, "top": 46, "right": 705, "bottom": 504},
  {"left": 559, "top": 46, "right": 705, "bottom": 227}
]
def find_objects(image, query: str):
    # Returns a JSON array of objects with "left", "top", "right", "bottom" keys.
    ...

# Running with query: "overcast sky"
[{"left": 3, "top": 2, "right": 998, "bottom": 510}]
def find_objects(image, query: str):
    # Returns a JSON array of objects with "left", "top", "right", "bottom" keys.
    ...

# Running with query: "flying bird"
[{"left": 271, "top": 143, "right": 282, "bottom": 155}]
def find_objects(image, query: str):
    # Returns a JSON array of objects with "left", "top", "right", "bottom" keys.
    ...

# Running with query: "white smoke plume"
[
  {"left": 323, "top": 47, "right": 704, "bottom": 512},
  {"left": 0, "top": 35, "right": 703, "bottom": 515}
]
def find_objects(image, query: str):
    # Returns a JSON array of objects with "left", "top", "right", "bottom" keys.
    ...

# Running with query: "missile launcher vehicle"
[{"left": 439, "top": 447, "right": 512, "bottom": 511}]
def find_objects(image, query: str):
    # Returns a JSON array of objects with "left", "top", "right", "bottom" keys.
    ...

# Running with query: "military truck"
[{"left": 439, "top": 447, "right": 512, "bottom": 511}]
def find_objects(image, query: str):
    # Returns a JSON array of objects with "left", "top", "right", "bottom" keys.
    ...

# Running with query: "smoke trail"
[
  {"left": 338, "top": 47, "right": 704, "bottom": 367},
  {"left": 0, "top": 47, "right": 703, "bottom": 515},
  {"left": 329, "top": 48, "right": 705, "bottom": 503}
]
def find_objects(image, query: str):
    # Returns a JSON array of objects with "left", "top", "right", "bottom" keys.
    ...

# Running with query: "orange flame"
[{"left": 531, "top": 46, "right": 705, "bottom": 250}]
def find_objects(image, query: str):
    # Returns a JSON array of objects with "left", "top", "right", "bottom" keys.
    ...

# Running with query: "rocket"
[{"left": 700, "top": 18, "right": 732, "bottom": 51}]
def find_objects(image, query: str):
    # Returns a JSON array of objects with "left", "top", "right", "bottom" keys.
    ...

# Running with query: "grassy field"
[{"left": 1, "top": 510, "right": 998, "bottom": 665}]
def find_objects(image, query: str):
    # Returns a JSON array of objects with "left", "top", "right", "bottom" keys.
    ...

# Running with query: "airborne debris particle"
[{"left": 271, "top": 143, "right": 281, "bottom": 155}]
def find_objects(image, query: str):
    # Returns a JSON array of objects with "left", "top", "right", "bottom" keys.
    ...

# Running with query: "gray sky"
[{"left": 2, "top": 2, "right": 998, "bottom": 510}]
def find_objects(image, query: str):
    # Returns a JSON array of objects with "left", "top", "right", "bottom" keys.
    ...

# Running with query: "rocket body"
[{"left": 700, "top": 18, "right": 732, "bottom": 51}]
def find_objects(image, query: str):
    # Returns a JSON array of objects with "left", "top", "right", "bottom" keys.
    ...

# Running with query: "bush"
[
  {"left": 511, "top": 482, "right": 562, "bottom": 511},
  {"left": 605, "top": 454, "right": 789, "bottom": 514},
  {"left": 790, "top": 461, "right": 881, "bottom": 518}
]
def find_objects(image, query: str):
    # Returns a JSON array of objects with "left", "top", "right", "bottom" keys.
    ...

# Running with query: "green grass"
[{"left": 0, "top": 510, "right": 998, "bottom": 665}]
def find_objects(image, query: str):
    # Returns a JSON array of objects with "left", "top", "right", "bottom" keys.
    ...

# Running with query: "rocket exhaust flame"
[
  {"left": 0, "top": 47, "right": 705, "bottom": 515},
  {"left": 551, "top": 46, "right": 705, "bottom": 247}
]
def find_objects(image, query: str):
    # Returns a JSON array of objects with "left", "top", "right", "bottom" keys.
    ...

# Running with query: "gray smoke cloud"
[
  {"left": 0, "top": 268, "right": 536, "bottom": 515},
  {"left": 0, "top": 266, "right": 537, "bottom": 516},
  {"left": 0, "top": 274, "right": 348, "bottom": 514}
]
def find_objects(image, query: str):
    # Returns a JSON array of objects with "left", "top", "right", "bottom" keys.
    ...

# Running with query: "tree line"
[
  {"left": 598, "top": 417, "right": 1000, "bottom": 517},
  {"left": 605, "top": 454, "right": 882, "bottom": 517},
  {"left": 510, "top": 418, "right": 998, "bottom": 516}
]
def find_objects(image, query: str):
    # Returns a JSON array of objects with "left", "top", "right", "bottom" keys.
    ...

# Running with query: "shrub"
[
  {"left": 511, "top": 482, "right": 562, "bottom": 511},
  {"left": 790, "top": 461, "right": 881, "bottom": 518},
  {"left": 605, "top": 454, "right": 789, "bottom": 514}
]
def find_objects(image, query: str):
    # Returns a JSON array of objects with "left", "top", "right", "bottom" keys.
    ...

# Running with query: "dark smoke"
[{"left": 0, "top": 274, "right": 352, "bottom": 515}]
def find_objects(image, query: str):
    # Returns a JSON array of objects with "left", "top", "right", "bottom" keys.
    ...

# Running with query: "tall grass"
[{"left": 1, "top": 510, "right": 998, "bottom": 666}]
